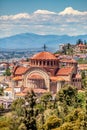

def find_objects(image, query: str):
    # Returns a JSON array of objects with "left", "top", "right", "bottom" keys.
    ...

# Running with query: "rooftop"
[
  {"left": 14, "top": 66, "right": 28, "bottom": 75},
  {"left": 31, "top": 51, "right": 57, "bottom": 60},
  {"left": 12, "top": 76, "right": 22, "bottom": 81},
  {"left": 56, "top": 67, "right": 74, "bottom": 76},
  {"left": 4, "top": 87, "right": 12, "bottom": 92},
  {"left": 59, "top": 58, "right": 77, "bottom": 63}
]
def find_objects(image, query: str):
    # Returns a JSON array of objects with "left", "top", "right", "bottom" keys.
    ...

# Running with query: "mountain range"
[{"left": 0, "top": 33, "right": 87, "bottom": 49}]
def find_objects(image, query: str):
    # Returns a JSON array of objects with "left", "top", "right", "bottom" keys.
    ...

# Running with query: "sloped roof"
[
  {"left": 56, "top": 67, "right": 74, "bottom": 76},
  {"left": 15, "top": 92, "right": 26, "bottom": 97},
  {"left": 50, "top": 76, "right": 65, "bottom": 81},
  {"left": 78, "top": 64, "right": 87, "bottom": 70},
  {"left": 12, "top": 76, "right": 22, "bottom": 81},
  {"left": 14, "top": 66, "right": 28, "bottom": 75},
  {"left": 31, "top": 51, "right": 57, "bottom": 60},
  {"left": 59, "top": 58, "right": 77, "bottom": 63},
  {"left": 78, "top": 44, "right": 86, "bottom": 47},
  {"left": 4, "top": 87, "right": 12, "bottom": 92}
]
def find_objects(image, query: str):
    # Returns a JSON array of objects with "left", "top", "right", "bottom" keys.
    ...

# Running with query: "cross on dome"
[{"left": 43, "top": 44, "right": 47, "bottom": 51}]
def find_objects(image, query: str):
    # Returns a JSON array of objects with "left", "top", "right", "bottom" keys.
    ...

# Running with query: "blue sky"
[
  {"left": 0, "top": 0, "right": 87, "bottom": 15},
  {"left": 0, "top": 0, "right": 87, "bottom": 37}
]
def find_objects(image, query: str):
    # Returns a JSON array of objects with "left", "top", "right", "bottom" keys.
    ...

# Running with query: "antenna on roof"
[{"left": 43, "top": 44, "right": 47, "bottom": 51}]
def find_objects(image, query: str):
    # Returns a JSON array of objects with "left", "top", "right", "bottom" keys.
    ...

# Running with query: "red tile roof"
[
  {"left": 31, "top": 51, "right": 57, "bottom": 60},
  {"left": 50, "top": 76, "right": 65, "bottom": 81},
  {"left": 15, "top": 92, "right": 26, "bottom": 97},
  {"left": 78, "top": 64, "right": 87, "bottom": 70},
  {"left": 4, "top": 87, "right": 12, "bottom": 92},
  {"left": 56, "top": 67, "right": 74, "bottom": 76},
  {"left": 12, "top": 76, "right": 22, "bottom": 81},
  {"left": 78, "top": 44, "right": 86, "bottom": 47},
  {"left": 14, "top": 66, "right": 28, "bottom": 75},
  {"left": 59, "top": 58, "right": 77, "bottom": 63}
]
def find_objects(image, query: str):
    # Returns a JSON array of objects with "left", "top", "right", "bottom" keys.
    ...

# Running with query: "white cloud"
[
  {"left": 59, "top": 7, "right": 87, "bottom": 15},
  {"left": 34, "top": 9, "right": 56, "bottom": 14},
  {"left": 0, "top": 13, "right": 30, "bottom": 20},
  {"left": 0, "top": 7, "right": 87, "bottom": 37}
]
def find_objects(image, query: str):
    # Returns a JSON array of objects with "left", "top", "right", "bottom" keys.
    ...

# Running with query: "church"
[{"left": 7, "top": 50, "right": 82, "bottom": 98}]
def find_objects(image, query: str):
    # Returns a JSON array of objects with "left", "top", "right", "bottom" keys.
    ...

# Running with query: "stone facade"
[{"left": 12, "top": 51, "right": 82, "bottom": 96}]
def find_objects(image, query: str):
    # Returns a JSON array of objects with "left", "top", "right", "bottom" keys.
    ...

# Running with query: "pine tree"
[
  {"left": 23, "top": 90, "right": 37, "bottom": 130},
  {"left": 84, "top": 89, "right": 87, "bottom": 129}
]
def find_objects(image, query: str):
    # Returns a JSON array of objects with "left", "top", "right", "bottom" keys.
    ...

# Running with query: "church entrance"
[{"left": 23, "top": 67, "right": 50, "bottom": 91}]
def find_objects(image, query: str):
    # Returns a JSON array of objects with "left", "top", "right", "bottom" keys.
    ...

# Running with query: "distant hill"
[{"left": 0, "top": 33, "right": 87, "bottom": 49}]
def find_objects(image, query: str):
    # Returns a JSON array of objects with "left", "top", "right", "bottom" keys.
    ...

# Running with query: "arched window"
[
  {"left": 43, "top": 61, "right": 45, "bottom": 66},
  {"left": 51, "top": 61, "right": 53, "bottom": 66},
  {"left": 40, "top": 61, "right": 42, "bottom": 65},
  {"left": 47, "top": 61, "right": 49, "bottom": 66}
]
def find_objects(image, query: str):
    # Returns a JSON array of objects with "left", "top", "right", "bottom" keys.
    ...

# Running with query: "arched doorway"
[{"left": 23, "top": 67, "right": 50, "bottom": 91}]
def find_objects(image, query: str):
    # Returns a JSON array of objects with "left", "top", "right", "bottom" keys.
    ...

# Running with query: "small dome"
[{"left": 31, "top": 51, "right": 57, "bottom": 60}]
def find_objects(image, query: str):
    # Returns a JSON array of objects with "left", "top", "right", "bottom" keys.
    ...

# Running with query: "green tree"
[
  {"left": 56, "top": 84, "right": 78, "bottom": 107},
  {"left": 40, "top": 92, "right": 52, "bottom": 109},
  {"left": 76, "top": 39, "right": 83, "bottom": 45},
  {"left": 23, "top": 90, "right": 37, "bottom": 130},
  {"left": 44, "top": 115, "right": 62, "bottom": 130},
  {"left": 83, "top": 89, "right": 87, "bottom": 129},
  {"left": 0, "top": 87, "right": 4, "bottom": 96},
  {"left": 3, "top": 68, "right": 11, "bottom": 76},
  {"left": 11, "top": 98, "right": 25, "bottom": 116},
  {"left": 18, "top": 123, "right": 27, "bottom": 130}
]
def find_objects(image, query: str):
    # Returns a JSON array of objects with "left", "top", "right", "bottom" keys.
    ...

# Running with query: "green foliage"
[
  {"left": 77, "top": 92, "right": 86, "bottom": 108},
  {"left": 77, "top": 58, "right": 87, "bottom": 64},
  {"left": 76, "top": 39, "right": 83, "bottom": 45},
  {"left": 1, "top": 84, "right": 87, "bottom": 130},
  {"left": 3, "top": 68, "right": 11, "bottom": 76},
  {"left": 0, "top": 116, "right": 10, "bottom": 130},
  {"left": 11, "top": 98, "right": 25, "bottom": 116},
  {"left": 53, "top": 108, "right": 85, "bottom": 130},
  {"left": 81, "top": 71, "right": 86, "bottom": 79},
  {"left": 0, "top": 103, "right": 4, "bottom": 111},
  {"left": 44, "top": 115, "right": 62, "bottom": 130},
  {"left": 23, "top": 90, "right": 37, "bottom": 130},
  {"left": 56, "top": 84, "right": 78, "bottom": 106},
  {"left": 18, "top": 123, "right": 27, "bottom": 130},
  {"left": 40, "top": 92, "right": 52, "bottom": 109},
  {"left": 0, "top": 87, "right": 4, "bottom": 96},
  {"left": 82, "top": 77, "right": 87, "bottom": 89}
]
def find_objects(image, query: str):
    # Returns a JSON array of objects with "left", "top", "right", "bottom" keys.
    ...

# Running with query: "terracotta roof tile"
[
  {"left": 59, "top": 58, "right": 77, "bottom": 63},
  {"left": 4, "top": 87, "right": 12, "bottom": 92},
  {"left": 15, "top": 92, "right": 26, "bottom": 97},
  {"left": 56, "top": 67, "right": 73, "bottom": 76},
  {"left": 15, "top": 66, "right": 28, "bottom": 75},
  {"left": 31, "top": 51, "right": 57, "bottom": 60},
  {"left": 78, "top": 44, "right": 86, "bottom": 47},
  {"left": 78, "top": 64, "right": 87, "bottom": 70},
  {"left": 12, "top": 76, "right": 22, "bottom": 81},
  {"left": 50, "top": 76, "right": 65, "bottom": 81}
]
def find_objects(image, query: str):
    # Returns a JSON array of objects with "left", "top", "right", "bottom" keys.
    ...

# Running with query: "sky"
[{"left": 0, "top": 0, "right": 87, "bottom": 38}]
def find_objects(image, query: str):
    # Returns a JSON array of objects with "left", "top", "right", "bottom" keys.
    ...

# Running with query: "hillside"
[{"left": 0, "top": 33, "right": 87, "bottom": 49}]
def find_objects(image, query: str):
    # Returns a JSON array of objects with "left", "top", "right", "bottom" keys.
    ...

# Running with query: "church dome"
[
  {"left": 30, "top": 51, "right": 59, "bottom": 69},
  {"left": 31, "top": 51, "right": 57, "bottom": 60}
]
